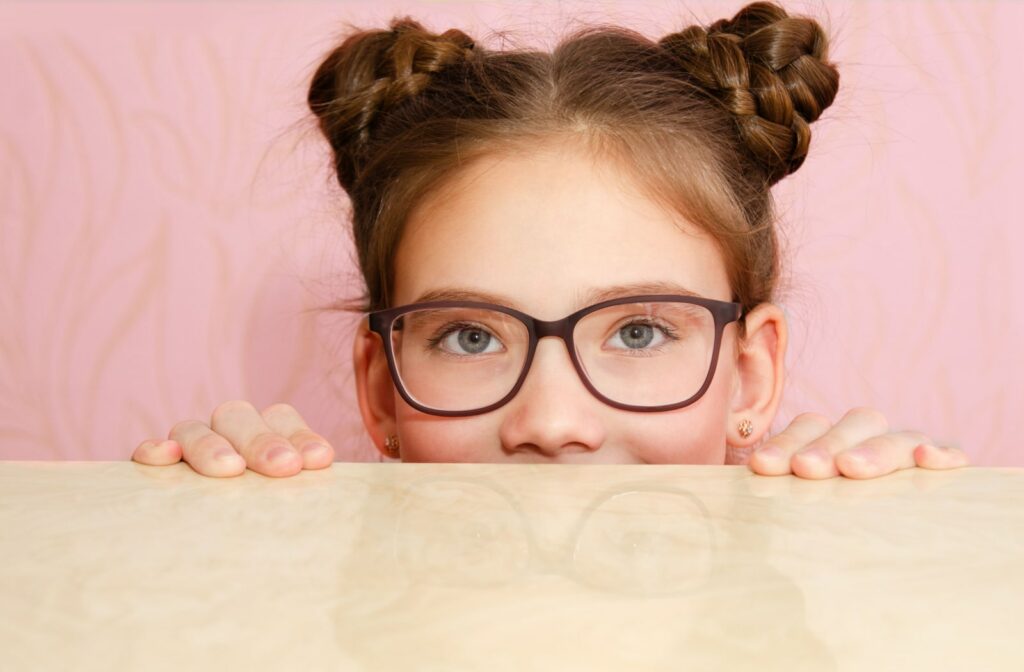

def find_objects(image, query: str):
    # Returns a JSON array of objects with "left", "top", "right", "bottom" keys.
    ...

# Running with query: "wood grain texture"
[{"left": 1, "top": 461, "right": 1021, "bottom": 670}]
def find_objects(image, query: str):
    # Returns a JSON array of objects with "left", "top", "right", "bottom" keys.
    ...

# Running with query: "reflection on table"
[{"left": 1, "top": 461, "right": 1021, "bottom": 671}]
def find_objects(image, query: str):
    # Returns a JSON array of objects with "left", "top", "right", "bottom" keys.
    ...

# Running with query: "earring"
[
  {"left": 384, "top": 434, "right": 401, "bottom": 458},
  {"left": 738, "top": 419, "right": 754, "bottom": 439}
]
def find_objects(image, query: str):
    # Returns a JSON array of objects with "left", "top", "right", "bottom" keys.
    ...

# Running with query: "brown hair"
[{"left": 307, "top": 1, "right": 839, "bottom": 329}]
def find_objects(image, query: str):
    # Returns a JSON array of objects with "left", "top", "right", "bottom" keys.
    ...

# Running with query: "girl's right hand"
[{"left": 131, "top": 401, "right": 335, "bottom": 477}]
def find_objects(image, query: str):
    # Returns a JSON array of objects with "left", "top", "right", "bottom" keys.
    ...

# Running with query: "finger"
[
  {"left": 748, "top": 412, "right": 832, "bottom": 476},
  {"left": 131, "top": 439, "right": 183, "bottom": 466},
  {"left": 169, "top": 420, "right": 247, "bottom": 477},
  {"left": 791, "top": 407, "right": 889, "bottom": 479},
  {"left": 209, "top": 400, "right": 302, "bottom": 477},
  {"left": 832, "top": 430, "right": 930, "bottom": 480},
  {"left": 260, "top": 403, "right": 335, "bottom": 470},
  {"left": 913, "top": 443, "right": 971, "bottom": 470}
]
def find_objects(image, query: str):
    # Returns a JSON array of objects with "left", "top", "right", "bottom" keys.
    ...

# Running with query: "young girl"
[{"left": 131, "top": 1, "right": 969, "bottom": 480}]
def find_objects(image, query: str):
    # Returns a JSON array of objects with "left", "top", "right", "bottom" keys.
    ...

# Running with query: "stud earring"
[
  {"left": 384, "top": 434, "right": 401, "bottom": 458},
  {"left": 738, "top": 419, "right": 754, "bottom": 439}
]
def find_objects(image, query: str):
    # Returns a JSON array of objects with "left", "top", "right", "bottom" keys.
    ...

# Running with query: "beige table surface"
[{"left": 1, "top": 461, "right": 1022, "bottom": 671}]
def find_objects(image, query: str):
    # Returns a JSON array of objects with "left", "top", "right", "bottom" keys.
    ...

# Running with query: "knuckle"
[
  {"left": 261, "top": 403, "right": 314, "bottom": 441},
  {"left": 211, "top": 399, "right": 257, "bottom": 424},
  {"left": 850, "top": 436, "right": 888, "bottom": 452},
  {"left": 800, "top": 435, "right": 840, "bottom": 456},
  {"left": 847, "top": 406, "right": 888, "bottom": 429},
  {"left": 765, "top": 434, "right": 801, "bottom": 454},
  {"left": 904, "top": 431, "right": 932, "bottom": 447},
  {"left": 261, "top": 402, "right": 296, "bottom": 418},
  {"left": 759, "top": 427, "right": 794, "bottom": 447},
  {"left": 254, "top": 431, "right": 292, "bottom": 449},
  {"left": 192, "top": 433, "right": 235, "bottom": 455},
  {"left": 794, "top": 412, "right": 831, "bottom": 431},
  {"left": 169, "top": 419, "right": 204, "bottom": 440},
  {"left": 291, "top": 429, "right": 326, "bottom": 446}
]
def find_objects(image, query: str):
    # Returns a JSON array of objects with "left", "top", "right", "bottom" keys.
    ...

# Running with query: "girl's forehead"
[{"left": 393, "top": 148, "right": 731, "bottom": 314}]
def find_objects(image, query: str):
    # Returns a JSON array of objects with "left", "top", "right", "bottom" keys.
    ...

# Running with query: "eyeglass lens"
[{"left": 390, "top": 301, "right": 716, "bottom": 412}]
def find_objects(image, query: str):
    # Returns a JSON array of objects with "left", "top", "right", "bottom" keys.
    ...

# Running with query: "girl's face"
[{"left": 354, "top": 141, "right": 785, "bottom": 464}]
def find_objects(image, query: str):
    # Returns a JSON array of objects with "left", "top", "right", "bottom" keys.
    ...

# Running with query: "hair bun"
[
  {"left": 659, "top": 1, "right": 839, "bottom": 185},
  {"left": 307, "top": 18, "right": 477, "bottom": 190}
]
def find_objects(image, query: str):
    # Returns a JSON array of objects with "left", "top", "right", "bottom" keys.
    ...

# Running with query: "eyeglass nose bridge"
[
  {"left": 519, "top": 315, "right": 590, "bottom": 394},
  {"left": 531, "top": 315, "right": 577, "bottom": 341}
]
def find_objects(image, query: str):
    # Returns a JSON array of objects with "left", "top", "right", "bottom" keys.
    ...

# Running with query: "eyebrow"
[{"left": 411, "top": 281, "right": 707, "bottom": 312}]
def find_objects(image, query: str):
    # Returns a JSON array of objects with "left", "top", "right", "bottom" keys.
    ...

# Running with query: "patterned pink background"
[{"left": 2, "top": 1, "right": 1021, "bottom": 465}]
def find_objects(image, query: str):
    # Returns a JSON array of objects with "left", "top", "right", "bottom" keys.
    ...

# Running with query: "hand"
[
  {"left": 747, "top": 407, "right": 970, "bottom": 479},
  {"left": 131, "top": 401, "right": 335, "bottom": 477}
]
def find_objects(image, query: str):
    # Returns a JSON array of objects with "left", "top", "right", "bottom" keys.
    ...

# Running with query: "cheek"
[
  {"left": 394, "top": 398, "right": 501, "bottom": 463},
  {"left": 621, "top": 359, "right": 734, "bottom": 465}
]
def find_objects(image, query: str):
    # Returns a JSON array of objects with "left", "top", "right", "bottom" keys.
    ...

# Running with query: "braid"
[
  {"left": 659, "top": 2, "right": 839, "bottom": 185},
  {"left": 307, "top": 18, "right": 477, "bottom": 190}
]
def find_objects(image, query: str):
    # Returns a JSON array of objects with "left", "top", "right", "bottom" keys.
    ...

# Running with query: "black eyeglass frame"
[{"left": 367, "top": 294, "right": 744, "bottom": 417}]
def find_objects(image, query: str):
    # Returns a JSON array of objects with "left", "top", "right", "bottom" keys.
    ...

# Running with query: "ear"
[
  {"left": 352, "top": 319, "right": 397, "bottom": 458},
  {"left": 726, "top": 302, "right": 786, "bottom": 457}
]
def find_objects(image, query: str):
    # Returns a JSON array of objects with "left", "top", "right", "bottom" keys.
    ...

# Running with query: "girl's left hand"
[{"left": 747, "top": 407, "right": 970, "bottom": 479}]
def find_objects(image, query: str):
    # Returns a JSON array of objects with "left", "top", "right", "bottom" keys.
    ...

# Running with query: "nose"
[{"left": 498, "top": 337, "right": 607, "bottom": 459}]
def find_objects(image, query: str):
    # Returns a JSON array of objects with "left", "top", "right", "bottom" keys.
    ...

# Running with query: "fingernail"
[
  {"left": 213, "top": 448, "right": 239, "bottom": 463},
  {"left": 756, "top": 445, "right": 783, "bottom": 460},
  {"left": 301, "top": 442, "right": 330, "bottom": 459},
  {"left": 267, "top": 444, "right": 295, "bottom": 464}
]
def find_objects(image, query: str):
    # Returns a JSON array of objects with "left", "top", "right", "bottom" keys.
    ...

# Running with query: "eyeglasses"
[{"left": 367, "top": 294, "right": 743, "bottom": 416}]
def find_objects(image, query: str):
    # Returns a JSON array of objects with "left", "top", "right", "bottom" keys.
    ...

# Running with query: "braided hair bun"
[
  {"left": 307, "top": 18, "right": 477, "bottom": 191},
  {"left": 659, "top": 2, "right": 839, "bottom": 185}
]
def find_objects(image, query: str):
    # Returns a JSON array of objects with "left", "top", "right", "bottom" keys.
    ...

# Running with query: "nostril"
[{"left": 504, "top": 440, "right": 599, "bottom": 459}]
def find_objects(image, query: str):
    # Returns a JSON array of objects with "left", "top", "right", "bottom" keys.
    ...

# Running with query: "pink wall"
[{"left": 2, "top": 1, "right": 1021, "bottom": 465}]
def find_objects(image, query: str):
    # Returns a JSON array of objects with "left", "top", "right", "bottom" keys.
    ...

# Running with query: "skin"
[{"left": 133, "top": 142, "right": 970, "bottom": 478}]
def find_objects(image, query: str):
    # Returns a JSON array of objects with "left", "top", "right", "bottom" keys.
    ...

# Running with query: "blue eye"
[
  {"left": 619, "top": 324, "right": 655, "bottom": 348},
  {"left": 432, "top": 324, "right": 503, "bottom": 355},
  {"left": 606, "top": 321, "right": 676, "bottom": 351}
]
